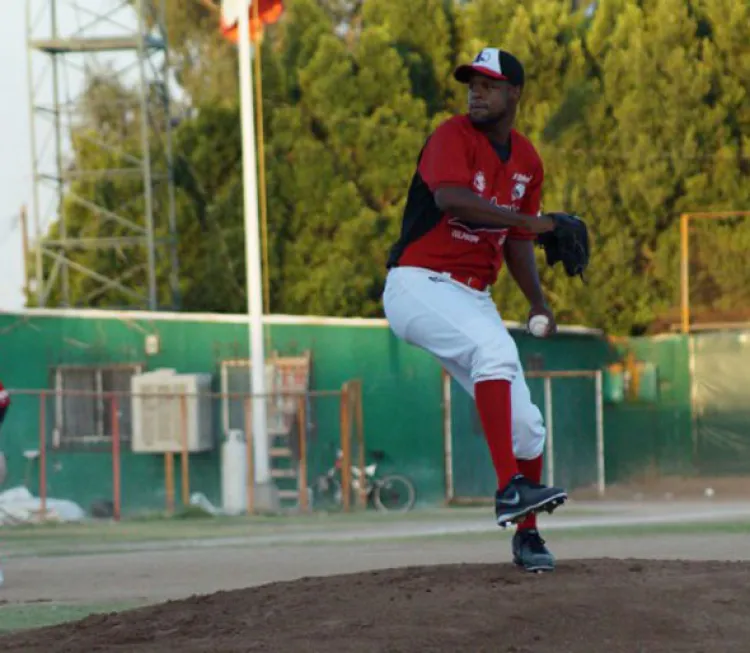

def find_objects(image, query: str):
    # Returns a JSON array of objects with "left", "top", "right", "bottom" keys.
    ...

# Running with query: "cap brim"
[{"left": 454, "top": 64, "right": 508, "bottom": 84}]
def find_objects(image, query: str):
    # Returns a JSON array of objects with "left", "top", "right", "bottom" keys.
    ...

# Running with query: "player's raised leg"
[{"left": 383, "top": 266, "right": 567, "bottom": 527}]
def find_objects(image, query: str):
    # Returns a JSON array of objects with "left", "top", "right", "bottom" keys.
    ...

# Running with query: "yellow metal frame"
[{"left": 679, "top": 211, "right": 750, "bottom": 333}]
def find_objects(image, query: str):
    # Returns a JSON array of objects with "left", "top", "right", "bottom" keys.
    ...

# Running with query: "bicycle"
[{"left": 313, "top": 448, "right": 417, "bottom": 513}]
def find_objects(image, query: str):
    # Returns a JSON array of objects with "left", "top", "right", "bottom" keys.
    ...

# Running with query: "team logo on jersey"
[
  {"left": 511, "top": 182, "right": 526, "bottom": 201},
  {"left": 473, "top": 171, "right": 486, "bottom": 193}
]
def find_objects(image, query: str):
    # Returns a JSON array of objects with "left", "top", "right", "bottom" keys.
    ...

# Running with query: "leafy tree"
[
  {"left": 266, "top": 0, "right": 433, "bottom": 315},
  {"left": 29, "top": 0, "right": 750, "bottom": 335}
]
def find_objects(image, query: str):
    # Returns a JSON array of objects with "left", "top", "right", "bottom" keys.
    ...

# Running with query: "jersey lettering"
[{"left": 450, "top": 229, "right": 480, "bottom": 243}]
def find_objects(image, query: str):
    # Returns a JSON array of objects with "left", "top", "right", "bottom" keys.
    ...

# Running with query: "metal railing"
[{"left": 6, "top": 380, "right": 365, "bottom": 521}]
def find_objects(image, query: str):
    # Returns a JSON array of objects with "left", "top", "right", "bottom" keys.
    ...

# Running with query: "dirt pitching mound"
[{"left": 1, "top": 559, "right": 749, "bottom": 652}]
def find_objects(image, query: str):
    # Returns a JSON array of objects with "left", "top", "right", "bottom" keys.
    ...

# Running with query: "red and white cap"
[{"left": 454, "top": 48, "right": 525, "bottom": 86}]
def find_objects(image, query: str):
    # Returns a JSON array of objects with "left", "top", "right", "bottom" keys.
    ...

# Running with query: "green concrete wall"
[
  {"left": 602, "top": 335, "right": 694, "bottom": 485},
  {"left": 4, "top": 308, "right": 721, "bottom": 516},
  {"left": 0, "top": 310, "right": 447, "bottom": 514}
]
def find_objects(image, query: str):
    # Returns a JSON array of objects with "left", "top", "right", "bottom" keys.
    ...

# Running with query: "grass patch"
[
  {"left": 21, "top": 516, "right": 747, "bottom": 555},
  {"left": 370, "top": 518, "right": 750, "bottom": 546},
  {"left": 0, "top": 601, "right": 145, "bottom": 633},
  {"left": 553, "top": 518, "right": 750, "bottom": 539},
  {"left": 0, "top": 505, "right": 602, "bottom": 551}
]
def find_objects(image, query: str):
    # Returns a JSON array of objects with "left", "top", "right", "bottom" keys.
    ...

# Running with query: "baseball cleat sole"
[
  {"left": 514, "top": 560, "right": 555, "bottom": 573},
  {"left": 496, "top": 493, "right": 567, "bottom": 528}
]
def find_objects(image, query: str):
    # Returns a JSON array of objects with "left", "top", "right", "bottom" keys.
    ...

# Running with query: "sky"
[
  {"left": 0, "top": 1, "right": 30, "bottom": 311},
  {"left": 0, "top": 0, "right": 139, "bottom": 313}
]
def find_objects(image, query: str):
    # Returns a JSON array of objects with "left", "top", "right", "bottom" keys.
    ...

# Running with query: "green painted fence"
[
  {"left": 2, "top": 308, "right": 743, "bottom": 517},
  {"left": 0, "top": 309, "right": 447, "bottom": 514}
]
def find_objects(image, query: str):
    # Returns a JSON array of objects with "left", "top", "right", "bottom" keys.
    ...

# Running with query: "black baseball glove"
[{"left": 536, "top": 212, "right": 590, "bottom": 280}]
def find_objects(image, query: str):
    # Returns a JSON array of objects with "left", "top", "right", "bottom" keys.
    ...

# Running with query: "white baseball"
[{"left": 528, "top": 314, "right": 550, "bottom": 337}]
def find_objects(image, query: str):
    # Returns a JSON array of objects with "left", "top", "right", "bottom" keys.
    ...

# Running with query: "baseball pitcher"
[{"left": 383, "top": 48, "right": 589, "bottom": 572}]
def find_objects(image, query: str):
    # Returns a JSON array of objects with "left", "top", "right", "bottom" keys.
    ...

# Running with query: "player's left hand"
[{"left": 528, "top": 303, "right": 557, "bottom": 338}]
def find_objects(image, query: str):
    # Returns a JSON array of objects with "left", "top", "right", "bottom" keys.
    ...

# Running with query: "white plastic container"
[{"left": 221, "top": 429, "right": 248, "bottom": 515}]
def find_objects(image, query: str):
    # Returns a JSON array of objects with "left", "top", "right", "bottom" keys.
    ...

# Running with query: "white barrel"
[{"left": 221, "top": 429, "right": 248, "bottom": 515}]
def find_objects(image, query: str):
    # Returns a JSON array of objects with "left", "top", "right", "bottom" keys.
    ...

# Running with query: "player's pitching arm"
[
  {"left": 504, "top": 239, "right": 556, "bottom": 337},
  {"left": 434, "top": 186, "right": 554, "bottom": 234},
  {"left": 502, "top": 164, "right": 556, "bottom": 337}
]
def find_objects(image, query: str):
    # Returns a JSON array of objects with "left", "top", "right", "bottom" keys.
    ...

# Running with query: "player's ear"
[{"left": 509, "top": 85, "right": 522, "bottom": 102}]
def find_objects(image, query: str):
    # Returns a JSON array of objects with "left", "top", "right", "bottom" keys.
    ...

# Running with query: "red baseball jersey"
[{"left": 387, "top": 115, "right": 544, "bottom": 287}]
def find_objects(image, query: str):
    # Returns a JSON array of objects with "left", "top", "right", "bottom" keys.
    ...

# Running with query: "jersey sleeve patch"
[
  {"left": 509, "top": 159, "right": 544, "bottom": 240},
  {"left": 417, "top": 120, "right": 473, "bottom": 192}
]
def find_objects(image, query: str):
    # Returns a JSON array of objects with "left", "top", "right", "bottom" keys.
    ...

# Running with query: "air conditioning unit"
[{"left": 131, "top": 369, "right": 214, "bottom": 453}]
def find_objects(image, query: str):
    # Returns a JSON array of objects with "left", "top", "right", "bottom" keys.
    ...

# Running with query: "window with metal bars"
[{"left": 53, "top": 364, "right": 143, "bottom": 448}]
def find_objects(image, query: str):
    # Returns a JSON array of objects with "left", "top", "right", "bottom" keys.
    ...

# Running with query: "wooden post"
[
  {"left": 595, "top": 370, "right": 606, "bottom": 498},
  {"left": 354, "top": 381, "right": 366, "bottom": 509},
  {"left": 179, "top": 394, "right": 190, "bottom": 507},
  {"left": 297, "top": 395, "right": 308, "bottom": 512},
  {"left": 442, "top": 369, "right": 454, "bottom": 503},
  {"left": 39, "top": 392, "right": 47, "bottom": 519},
  {"left": 339, "top": 383, "right": 352, "bottom": 512},
  {"left": 111, "top": 395, "right": 122, "bottom": 521},
  {"left": 543, "top": 376, "right": 554, "bottom": 486},
  {"left": 680, "top": 213, "right": 690, "bottom": 334},
  {"left": 164, "top": 453, "right": 175, "bottom": 515}
]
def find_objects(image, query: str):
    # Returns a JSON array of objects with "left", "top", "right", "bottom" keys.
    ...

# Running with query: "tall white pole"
[{"left": 237, "top": 1, "right": 270, "bottom": 488}]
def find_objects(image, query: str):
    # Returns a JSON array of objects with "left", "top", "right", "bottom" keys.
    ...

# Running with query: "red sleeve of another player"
[
  {"left": 508, "top": 162, "right": 544, "bottom": 241},
  {"left": 417, "top": 121, "right": 473, "bottom": 192}
]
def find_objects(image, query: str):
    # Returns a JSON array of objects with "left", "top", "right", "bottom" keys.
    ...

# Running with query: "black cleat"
[
  {"left": 513, "top": 528, "right": 556, "bottom": 572},
  {"left": 495, "top": 474, "right": 567, "bottom": 528}
]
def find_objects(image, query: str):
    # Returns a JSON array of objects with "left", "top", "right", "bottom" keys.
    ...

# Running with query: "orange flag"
[{"left": 220, "top": 0, "right": 284, "bottom": 43}]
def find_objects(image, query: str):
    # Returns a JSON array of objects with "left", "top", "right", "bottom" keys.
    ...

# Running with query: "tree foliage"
[{"left": 30, "top": 0, "right": 750, "bottom": 335}]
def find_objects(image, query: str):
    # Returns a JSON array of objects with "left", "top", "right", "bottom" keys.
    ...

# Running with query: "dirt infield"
[
  {"left": 1, "top": 558, "right": 749, "bottom": 652},
  {"left": 1, "top": 505, "right": 749, "bottom": 651}
]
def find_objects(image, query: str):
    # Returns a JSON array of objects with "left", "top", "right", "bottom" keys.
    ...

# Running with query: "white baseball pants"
[{"left": 383, "top": 265, "right": 546, "bottom": 460}]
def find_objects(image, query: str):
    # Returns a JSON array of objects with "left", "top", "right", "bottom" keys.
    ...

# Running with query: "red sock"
[
  {"left": 516, "top": 455, "right": 544, "bottom": 531},
  {"left": 474, "top": 380, "right": 518, "bottom": 489}
]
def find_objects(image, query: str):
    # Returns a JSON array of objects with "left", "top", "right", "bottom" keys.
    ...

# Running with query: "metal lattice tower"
[{"left": 26, "top": 0, "right": 180, "bottom": 310}]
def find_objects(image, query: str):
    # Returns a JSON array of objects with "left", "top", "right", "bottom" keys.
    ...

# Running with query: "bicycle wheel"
[{"left": 373, "top": 474, "right": 416, "bottom": 513}]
